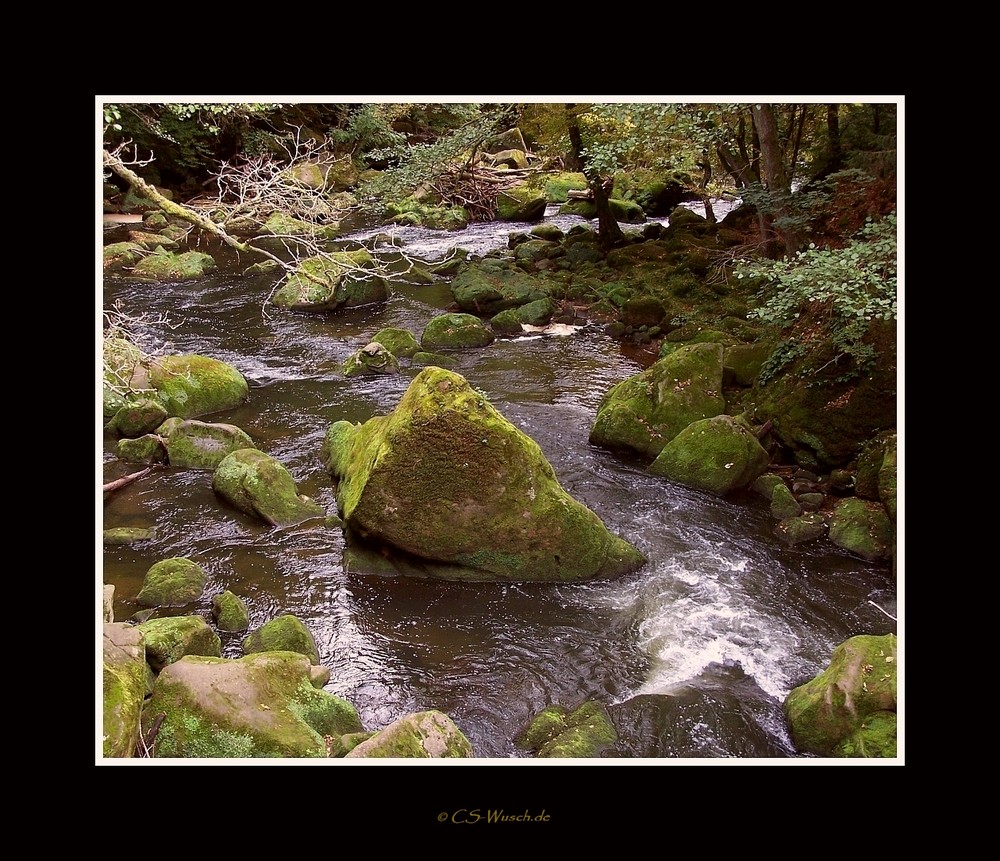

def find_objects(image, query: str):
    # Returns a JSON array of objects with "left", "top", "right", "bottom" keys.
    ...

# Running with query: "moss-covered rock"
[
  {"left": 342, "top": 342, "right": 400, "bottom": 377},
  {"left": 450, "top": 262, "right": 549, "bottom": 315},
  {"left": 270, "top": 250, "right": 389, "bottom": 312},
  {"left": 103, "top": 623, "right": 146, "bottom": 758},
  {"left": 411, "top": 350, "right": 458, "bottom": 367},
  {"left": 518, "top": 701, "right": 617, "bottom": 758},
  {"left": 495, "top": 185, "right": 547, "bottom": 221},
  {"left": 344, "top": 710, "right": 473, "bottom": 758},
  {"left": 136, "top": 557, "right": 208, "bottom": 608},
  {"left": 103, "top": 527, "right": 158, "bottom": 545},
  {"left": 133, "top": 250, "right": 216, "bottom": 280},
  {"left": 724, "top": 342, "right": 773, "bottom": 387},
  {"left": 243, "top": 614, "right": 320, "bottom": 665},
  {"left": 371, "top": 327, "right": 421, "bottom": 359},
  {"left": 774, "top": 512, "right": 828, "bottom": 546},
  {"left": 490, "top": 298, "right": 556, "bottom": 335},
  {"left": 770, "top": 483, "right": 802, "bottom": 519},
  {"left": 157, "top": 417, "right": 256, "bottom": 469},
  {"left": 106, "top": 397, "right": 169, "bottom": 437},
  {"left": 136, "top": 615, "right": 222, "bottom": 672},
  {"left": 142, "top": 651, "right": 361, "bottom": 758},
  {"left": 211, "top": 590, "right": 250, "bottom": 633},
  {"left": 212, "top": 448, "right": 326, "bottom": 527},
  {"left": 590, "top": 342, "right": 727, "bottom": 460},
  {"left": 103, "top": 241, "right": 146, "bottom": 270},
  {"left": 647, "top": 414, "right": 770, "bottom": 496},
  {"left": 878, "top": 434, "right": 897, "bottom": 523},
  {"left": 421, "top": 313, "right": 495, "bottom": 350},
  {"left": 116, "top": 434, "right": 168, "bottom": 464},
  {"left": 784, "top": 633, "right": 897, "bottom": 757},
  {"left": 609, "top": 198, "right": 646, "bottom": 223},
  {"left": 259, "top": 210, "right": 340, "bottom": 239},
  {"left": 828, "top": 498, "right": 893, "bottom": 562},
  {"left": 324, "top": 367, "right": 646, "bottom": 582},
  {"left": 148, "top": 353, "right": 249, "bottom": 419}
]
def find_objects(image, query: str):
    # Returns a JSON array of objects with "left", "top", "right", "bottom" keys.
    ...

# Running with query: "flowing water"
[{"left": 99, "top": 206, "right": 898, "bottom": 760}]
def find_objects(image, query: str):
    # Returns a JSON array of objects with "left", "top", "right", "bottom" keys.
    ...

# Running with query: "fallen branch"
[
  {"left": 867, "top": 599, "right": 897, "bottom": 622},
  {"left": 103, "top": 466, "right": 157, "bottom": 496}
]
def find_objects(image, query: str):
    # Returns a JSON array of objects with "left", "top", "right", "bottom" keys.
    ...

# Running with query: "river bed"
[{"left": 99, "top": 207, "right": 898, "bottom": 761}]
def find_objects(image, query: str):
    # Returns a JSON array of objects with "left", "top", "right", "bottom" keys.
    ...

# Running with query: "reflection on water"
[{"left": 101, "top": 211, "right": 895, "bottom": 759}]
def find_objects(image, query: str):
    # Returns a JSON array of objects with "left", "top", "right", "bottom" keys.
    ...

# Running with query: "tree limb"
[{"left": 103, "top": 466, "right": 157, "bottom": 496}]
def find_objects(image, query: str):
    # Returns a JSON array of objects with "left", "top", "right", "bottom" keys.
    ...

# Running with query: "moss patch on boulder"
[{"left": 213, "top": 448, "right": 325, "bottom": 527}]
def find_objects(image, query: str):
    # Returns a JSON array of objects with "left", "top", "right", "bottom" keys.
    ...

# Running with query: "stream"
[{"left": 100, "top": 205, "right": 898, "bottom": 760}]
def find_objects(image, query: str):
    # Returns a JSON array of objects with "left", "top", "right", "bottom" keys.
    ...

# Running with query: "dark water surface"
[{"left": 100, "top": 210, "right": 898, "bottom": 761}]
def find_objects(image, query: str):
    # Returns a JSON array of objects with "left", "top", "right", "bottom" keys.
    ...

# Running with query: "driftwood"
[
  {"left": 756, "top": 420, "right": 773, "bottom": 440},
  {"left": 103, "top": 466, "right": 157, "bottom": 496},
  {"left": 567, "top": 189, "right": 593, "bottom": 200}
]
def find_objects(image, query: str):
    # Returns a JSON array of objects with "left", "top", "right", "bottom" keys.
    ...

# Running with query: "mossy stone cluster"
[{"left": 589, "top": 342, "right": 727, "bottom": 460}]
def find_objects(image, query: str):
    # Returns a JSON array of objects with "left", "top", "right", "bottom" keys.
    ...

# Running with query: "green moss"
[{"left": 372, "top": 327, "right": 421, "bottom": 358}]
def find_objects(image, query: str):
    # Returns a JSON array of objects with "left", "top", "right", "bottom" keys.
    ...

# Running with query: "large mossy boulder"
[
  {"left": 344, "top": 710, "right": 473, "bottom": 758},
  {"left": 322, "top": 367, "right": 646, "bottom": 582},
  {"left": 243, "top": 614, "right": 321, "bottom": 665},
  {"left": 421, "top": 313, "right": 495, "bottom": 350},
  {"left": 148, "top": 354, "right": 249, "bottom": 419},
  {"left": 784, "top": 633, "right": 897, "bottom": 758},
  {"left": 450, "top": 261, "right": 549, "bottom": 315},
  {"left": 647, "top": 414, "right": 770, "bottom": 496},
  {"left": 212, "top": 448, "right": 326, "bottom": 527},
  {"left": 136, "top": 557, "right": 208, "bottom": 608},
  {"left": 103, "top": 623, "right": 146, "bottom": 758},
  {"left": 589, "top": 343, "right": 727, "bottom": 460},
  {"left": 142, "top": 651, "right": 362, "bottom": 758},
  {"left": 157, "top": 418, "right": 256, "bottom": 469},
  {"left": 270, "top": 250, "right": 389, "bottom": 311}
]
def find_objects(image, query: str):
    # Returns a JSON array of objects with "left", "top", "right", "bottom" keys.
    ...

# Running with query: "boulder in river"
[
  {"left": 212, "top": 448, "right": 325, "bottom": 527},
  {"left": 589, "top": 342, "right": 727, "bottom": 460},
  {"left": 322, "top": 367, "right": 646, "bottom": 582},
  {"left": 270, "top": 249, "right": 389, "bottom": 312}
]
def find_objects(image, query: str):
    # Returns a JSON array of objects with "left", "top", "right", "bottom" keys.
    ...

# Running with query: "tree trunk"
[
  {"left": 564, "top": 104, "right": 585, "bottom": 171},
  {"left": 827, "top": 103, "right": 843, "bottom": 170},
  {"left": 698, "top": 154, "right": 716, "bottom": 224},
  {"left": 750, "top": 103, "right": 802, "bottom": 256},
  {"left": 591, "top": 173, "right": 626, "bottom": 252}
]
